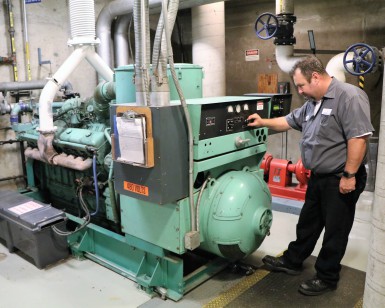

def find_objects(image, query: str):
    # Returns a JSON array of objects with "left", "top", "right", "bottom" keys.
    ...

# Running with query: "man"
[{"left": 247, "top": 56, "right": 374, "bottom": 296}]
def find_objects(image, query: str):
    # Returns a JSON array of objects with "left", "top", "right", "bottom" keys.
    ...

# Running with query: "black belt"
[
  {"left": 311, "top": 171, "right": 342, "bottom": 178},
  {"left": 311, "top": 165, "right": 365, "bottom": 178}
]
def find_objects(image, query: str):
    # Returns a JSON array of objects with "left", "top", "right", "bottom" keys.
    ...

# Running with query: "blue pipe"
[
  {"left": 10, "top": 102, "right": 33, "bottom": 125},
  {"left": 90, "top": 153, "right": 100, "bottom": 216}
]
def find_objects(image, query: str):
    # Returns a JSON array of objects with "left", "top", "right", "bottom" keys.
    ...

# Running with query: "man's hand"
[
  {"left": 246, "top": 115, "right": 291, "bottom": 131},
  {"left": 247, "top": 113, "right": 264, "bottom": 127},
  {"left": 339, "top": 177, "right": 356, "bottom": 194}
]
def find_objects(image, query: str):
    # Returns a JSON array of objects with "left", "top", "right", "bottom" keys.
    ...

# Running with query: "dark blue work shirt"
[{"left": 286, "top": 78, "right": 374, "bottom": 174}]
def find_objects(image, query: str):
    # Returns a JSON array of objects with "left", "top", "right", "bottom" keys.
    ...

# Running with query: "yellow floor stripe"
[
  {"left": 203, "top": 269, "right": 270, "bottom": 308},
  {"left": 354, "top": 296, "right": 363, "bottom": 308}
]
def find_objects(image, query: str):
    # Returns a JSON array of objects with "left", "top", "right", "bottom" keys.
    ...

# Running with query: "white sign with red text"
[{"left": 245, "top": 49, "right": 260, "bottom": 61}]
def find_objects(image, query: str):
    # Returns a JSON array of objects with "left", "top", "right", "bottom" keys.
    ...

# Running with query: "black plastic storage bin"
[{"left": 0, "top": 190, "right": 69, "bottom": 269}]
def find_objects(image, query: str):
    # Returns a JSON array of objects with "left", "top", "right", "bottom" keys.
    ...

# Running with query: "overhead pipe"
[
  {"left": 114, "top": 15, "right": 133, "bottom": 66},
  {"left": 274, "top": 0, "right": 304, "bottom": 73},
  {"left": 325, "top": 53, "right": 354, "bottom": 82},
  {"left": 96, "top": 0, "right": 134, "bottom": 68},
  {"left": 96, "top": 0, "right": 221, "bottom": 69}
]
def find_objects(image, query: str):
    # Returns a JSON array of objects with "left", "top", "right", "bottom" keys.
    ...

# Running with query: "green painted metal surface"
[
  {"left": 120, "top": 194, "right": 190, "bottom": 254},
  {"left": 198, "top": 170, "right": 272, "bottom": 260},
  {"left": 184, "top": 96, "right": 271, "bottom": 144},
  {"left": 193, "top": 143, "right": 267, "bottom": 178},
  {"left": 12, "top": 79, "right": 273, "bottom": 301},
  {"left": 193, "top": 128, "right": 267, "bottom": 160},
  {"left": 115, "top": 64, "right": 203, "bottom": 103},
  {"left": 67, "top": 214, "right": 228, "bottom": 301}
]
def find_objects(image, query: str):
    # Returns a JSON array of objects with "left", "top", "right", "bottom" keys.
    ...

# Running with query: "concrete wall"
[{"left": 0, "top": 0, "right": 384, "bottom": 190}]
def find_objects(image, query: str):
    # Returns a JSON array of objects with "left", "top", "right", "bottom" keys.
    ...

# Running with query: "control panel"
[
  {"left": 244, "top": 93, "right": 292, "bottom": 118},
  {"left": 198, "top": 97, "right": 270, "bottom": 140},
  {"left": 244, "top": 93, "right": 292, "bottom": 135}
]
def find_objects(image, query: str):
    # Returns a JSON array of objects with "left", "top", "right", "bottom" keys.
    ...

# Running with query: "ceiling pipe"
[
  {"left": 96, "top": 0, "right": 222, "bottom": 68},
  {"left": 114, "top": 15, "right": 133, "bottom": 66},
  {"left": 274, "top": 0, "right": 304, "bottom": 74}
]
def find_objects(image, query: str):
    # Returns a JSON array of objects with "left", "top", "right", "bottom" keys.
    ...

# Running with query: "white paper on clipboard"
[{"left": 116, "top": 116, "right": 146, "bottom": 165}]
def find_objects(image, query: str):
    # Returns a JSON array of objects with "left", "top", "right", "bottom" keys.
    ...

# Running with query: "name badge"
[{"left": 322, "top": 108, "right": 332, "bottom": 115}]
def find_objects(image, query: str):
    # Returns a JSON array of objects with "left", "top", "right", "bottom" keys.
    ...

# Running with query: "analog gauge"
[
  {"left": 227, "top": 105, "right": 234, "bottom": 113},
  {"left": 243, "top": 104, "right": 249, "bottom": 111},
  {"left": 235, "top": 104, "right": 241, "bottom": 113}
]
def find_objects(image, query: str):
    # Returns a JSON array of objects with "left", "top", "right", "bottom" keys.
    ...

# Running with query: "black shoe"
[
  {"left": 262, "top": 255, "right": 302, "bottom": 275},
  {"left": 298, "top": 278, "right": 337, "bottom": 296}
]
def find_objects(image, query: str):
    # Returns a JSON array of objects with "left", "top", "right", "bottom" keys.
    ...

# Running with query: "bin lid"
[{"left": 0, "top": 190, "right": 66, "bottom": 230}]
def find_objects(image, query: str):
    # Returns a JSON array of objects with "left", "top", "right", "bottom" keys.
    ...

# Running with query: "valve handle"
[
  {"left": 343, "top": 43, "right": 376, "bottom": 76},
  {"left": 254, "top": 13, "right": 278, "bottom": 40}
]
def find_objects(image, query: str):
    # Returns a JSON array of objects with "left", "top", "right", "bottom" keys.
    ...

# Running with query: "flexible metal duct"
[
  {"left": 69, "top": 0, "right": 96, "bottom": 41},
  {"left": 150, "top": 0, "right": 179, "bottom": 106}
]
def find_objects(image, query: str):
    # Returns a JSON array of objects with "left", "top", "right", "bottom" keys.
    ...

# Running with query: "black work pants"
[{"left": 283, "top": 165, "right": 367, "bottom": 286}]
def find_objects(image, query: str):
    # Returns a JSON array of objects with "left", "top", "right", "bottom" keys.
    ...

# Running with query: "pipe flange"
[
  {"left": 67, "top": 37, "right": 100, "bottom": 47},
  {"left": 274, "top": 15, "right": 297, "bottom": 46}
]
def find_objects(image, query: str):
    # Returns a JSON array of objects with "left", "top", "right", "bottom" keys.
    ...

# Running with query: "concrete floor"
[{"left": 0, "top": 191, "right": 373, "bottom": 308}]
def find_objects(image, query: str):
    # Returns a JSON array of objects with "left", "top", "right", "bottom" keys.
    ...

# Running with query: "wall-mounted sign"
[
  {"left": 26, "top": 0, "right": 41, "bottom": 4},
  {"left": 245, "top": 49, "right": 260, "bottom": 61}
]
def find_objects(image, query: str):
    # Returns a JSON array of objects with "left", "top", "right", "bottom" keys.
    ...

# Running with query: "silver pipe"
[
  {"left": 0, "top": 80, "right": 73, "bottom": 93},
  {"left": 275, "top": 0, "right": 294, "bottom": 15},
  {"left": 134, "top": 0, "right": 150, "bottom": 105},
  {"left": 0, "top": 80, "right": 47, "bottom": 91},
  {"left": 21, "top": 0, "right": 31, "bottom": 80},
  {"left": 114, "top": 15, "right": 132, "bottom": 67},
  {"left": 97, "top": 0, "right": 220, "bottom": 68},
  {"left": 97, "top": 0, "right": 132, "bottom": 68}
]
